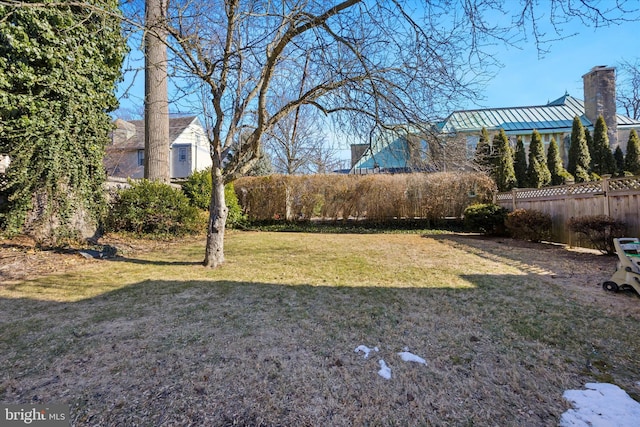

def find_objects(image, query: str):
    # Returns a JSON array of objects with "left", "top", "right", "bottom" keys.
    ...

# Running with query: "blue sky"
[
  {"left": 115, "top": 5, "right": 640, "bottom": 164},
  {"left": 117, "top": 7, "right": 640, "bottom": 114},
  {"left": 470, "top": 18, "right": 640, "bottom": 110}
]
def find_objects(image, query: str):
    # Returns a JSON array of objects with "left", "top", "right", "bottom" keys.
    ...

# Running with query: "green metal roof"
[{"left": 438, "top": 94, "right": 640, "bottom": 134}]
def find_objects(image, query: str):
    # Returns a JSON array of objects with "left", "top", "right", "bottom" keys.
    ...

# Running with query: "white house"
[{"left": 105, "top": 116, "right": 212, "bottom": 179}]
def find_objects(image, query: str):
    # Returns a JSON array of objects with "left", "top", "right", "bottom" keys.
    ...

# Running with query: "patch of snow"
[
  {"left": 378, "top": 360, "right": 391, "bottom": 380},
  {"left": 560, "top": 383, "right": 640, "bottom": 427},
  {"left": 398, "top": 351, "right": 427, "bottom": 365},
  {"left": 355, "top": 345, "right": 379, "bottom": 359}
]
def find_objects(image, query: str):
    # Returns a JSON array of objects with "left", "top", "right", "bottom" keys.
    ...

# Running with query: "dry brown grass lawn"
[{"left": 1, "top": 231, "right": 639, "bottom": 426}]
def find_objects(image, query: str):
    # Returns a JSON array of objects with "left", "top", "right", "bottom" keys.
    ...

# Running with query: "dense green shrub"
[
  {"left": 513, "top": 136, "right": 527, "bottom": 188},
  {"left": 567, "top": 215, "right": 626, "bottom": 254},
  {"left": 547, "top": 137, "right": 573, "bottom": 185},
  {"left": 182, "top": 169, "right": 212, "bottom": 210},
  {"left": 626, "top": 129, "right": 640, "bottom": 175},
  {"left": 106, "top": 180, "right": 203, "bottom": 237},
  {"left": 463, "top": 203, "right": 508, "bottom": 235},
  {"left": 225, "top": 183, "right": 247, "bottom": 228},
  {"left": 591, "top": 116, "right": 616, "bottom": 176},
  {"left": 505, "top": 209, "right": 552, "bottom": 242},
  {"left": 527, "top": 130, "right": 551, "bottom": 188},
  {"left": 492, "top": 129, "right": 517, "bottom": 192},
  {"left": 568, "top": 116, "right": 591, "bottom": 183},
  {"left": 182, "top": 168, "right": 247, "bottom": 228}
]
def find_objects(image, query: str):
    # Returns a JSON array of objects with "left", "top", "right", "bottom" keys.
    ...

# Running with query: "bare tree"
[
  {"left": 264, "top": 107, "right": 327, "bottom": 174},
  {"left": 151, "top": 0, "right": 638, "bottom": 268},
  {"left": 144, "top": 0, "right": 170, "bottom": 182},
  {"left": 262, "top": 52, "right": 340, "bottom": 174},
  {"left": 618, "top": 59, "right": 640, "bottom": 120}
]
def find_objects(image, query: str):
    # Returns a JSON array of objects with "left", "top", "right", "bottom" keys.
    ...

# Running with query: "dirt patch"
[{"left": 0, "top": 234, "right": 202, "bottom": 285}]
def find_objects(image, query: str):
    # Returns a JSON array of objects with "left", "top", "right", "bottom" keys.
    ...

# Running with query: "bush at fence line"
[
  {"left": 234, "top": 172, "right": 496, "bottom": 223},
  {"left": 463, "top": 203, "right": 508, "bottom": 235},
  {"left": 505, "top": 209, "right": 552, "bottom": 242},
  {"left": 567, "top": 215, "right": 627, "bottom": 255},
  {"left": 181, "top": 169, "right": 246, "bottom": 228}
]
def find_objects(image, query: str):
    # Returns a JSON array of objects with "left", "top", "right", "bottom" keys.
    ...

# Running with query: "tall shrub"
[
  {"left": 585, "top": 128, "right": 595, "bottom": 171},
  {"left": 567, "top": 116, "right": 591, "bottom": 182},
  {"left": 625, "top": 129, "right": 640, "bottom": 175},
  {"left": 513, "top": 136, "right": 528, "bottom": 188},
  {"left": 492, "top": 129, "right": 517, "bottom": 192},
  {"left": 473, "top": 127, "right": 493, "bottom": 172},
  {"left": 591, "top": 115, "right": 615, "bottom": 176},
  {"left": 613, "top": 146, "right": 625, "bottom": 177},
  {"left": 547, "top": 137, "right": 572, "bottom": 185},
  {"left": 526, "top": 130, "right": 551, "bottom": 188}
]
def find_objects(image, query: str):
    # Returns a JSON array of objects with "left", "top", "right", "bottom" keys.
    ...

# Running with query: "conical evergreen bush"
[
  {"left": 526, "top": 130, "right": 551, "bottom": 188},
  {"left": 492, "top": 129, "right": 517, "bottom": 191},
  {"left": 567, "top": 116, "right": 591, "bottom": 182}
]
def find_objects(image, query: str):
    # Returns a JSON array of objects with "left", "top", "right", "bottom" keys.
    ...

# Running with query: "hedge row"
[{"left": 234, "top": 172, "right": 495, "bottom": 222}]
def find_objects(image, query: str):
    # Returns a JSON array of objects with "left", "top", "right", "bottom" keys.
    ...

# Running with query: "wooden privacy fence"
[{"left": 494, "top": 176, "right": 640, "bottom": 247}]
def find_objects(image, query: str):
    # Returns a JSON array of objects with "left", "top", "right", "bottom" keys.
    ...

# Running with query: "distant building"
[
  {"left": 351, "top": 66, "right": 640, "bottom": 173},
  {"left": 350, "top": 128, "right": 439, "bottom": 174},
  {"left": 105, "top": 116, "right": 211, "bottom": 179}
]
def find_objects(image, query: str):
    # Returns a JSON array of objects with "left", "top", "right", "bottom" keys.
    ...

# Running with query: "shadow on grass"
[
  {"left": 2, "top": 275, "right": 640, "bottom": 425},
  {"left": 429, "top": 233, "right": 616, "bottom": 276}
]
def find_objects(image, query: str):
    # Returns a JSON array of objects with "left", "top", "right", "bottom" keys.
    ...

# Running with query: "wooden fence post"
[{"left": 602, "top": 176, "right": 610, "bottom": 217}]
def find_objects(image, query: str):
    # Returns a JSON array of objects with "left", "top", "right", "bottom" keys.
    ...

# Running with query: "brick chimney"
[{"left": 582, "top": 65, "right": 617, "bottom": 148}]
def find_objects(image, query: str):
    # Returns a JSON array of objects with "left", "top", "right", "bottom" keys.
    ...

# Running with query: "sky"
[
  {"left": 469, "top": 17, "right": 640, "bottom": 110},
  {"left": 114, "top": 3, "right": 640, "bottom": 164}
]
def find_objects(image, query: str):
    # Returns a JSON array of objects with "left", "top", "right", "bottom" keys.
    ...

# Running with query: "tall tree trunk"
[
  {"left": 144, "top": 0, "right": 170, "bottom": 182},
  {"left": 203, "top": 166, "right": 228, "bottom": 267}
]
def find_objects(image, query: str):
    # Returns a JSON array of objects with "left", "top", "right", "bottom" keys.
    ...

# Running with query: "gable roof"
[
  {"left": 108, "top": 116, "right": 201, "bottom": 150},
  {"left": 437, "top": 94, "right": 640, "bottom": 134}
]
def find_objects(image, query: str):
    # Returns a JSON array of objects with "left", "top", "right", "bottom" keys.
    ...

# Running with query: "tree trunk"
[
  {"left": 144, "top": 0, "right": 170, "bottom": 182},
  {"left": 203, "top": 167, "right": 228, "bottom": 268}
]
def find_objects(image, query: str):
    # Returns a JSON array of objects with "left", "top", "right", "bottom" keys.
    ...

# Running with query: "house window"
[
  {"left": 137, "top": 150, "right": 144, "bottom": 166},
  {"left": 178, "top": 147, "right": 187, "bottom": 162}
]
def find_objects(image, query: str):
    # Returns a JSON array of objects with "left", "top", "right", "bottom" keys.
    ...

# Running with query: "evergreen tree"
[
  {"left": 585, "top": 128, "right": 595, "bottom": 170},
  {"left": 591, "top": 115, "right": 616, "bottom": 176},
  {"left": 547, "top": 137, "right": 572, "bottom": 185},
  {"left": 567, "top": 116, "right": 591, "bottom": 182},
  {"left": 613, "top": 146, "right": 625, "bottom": 177},
  {"left": 492, "top": 129, "right": 517, "bottom": 191},
  {"left": 473, "top": 127, "right": 493, "bottom": 171},
  {"left": 513, "top": 136, "right": 528, "bottom": 187},
  {"left": 526, "top": 130, "right": 551, "bottom": 188},
  {"left": 625, "top": 129, "right": 640, "bottom": 175},
  {"left": 0, "top": 2, "right": 126, "bottom": 242}
]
